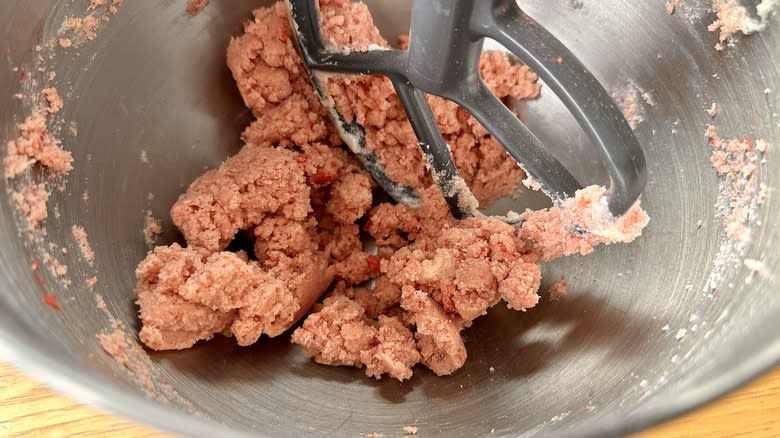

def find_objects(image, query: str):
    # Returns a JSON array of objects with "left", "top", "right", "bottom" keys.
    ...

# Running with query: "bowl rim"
[{"left": 1, "top": 312, "right": 779, "bottom": 438}]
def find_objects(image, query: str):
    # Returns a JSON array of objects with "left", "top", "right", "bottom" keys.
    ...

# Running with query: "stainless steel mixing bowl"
[{"left": 1, "top": 1, "right": 778, "bottom": 437}]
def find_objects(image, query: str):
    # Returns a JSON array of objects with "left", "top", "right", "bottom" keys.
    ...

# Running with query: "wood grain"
[{"left": 1, "top": 361, "right": 779, "bottom": 437}]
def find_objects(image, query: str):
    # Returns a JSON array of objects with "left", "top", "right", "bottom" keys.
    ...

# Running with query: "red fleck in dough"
[
  {"left": 329, "top": 251, "right": 377, "bottom": 286},
  {"left": 135, "top": 1, "right": 649, "bottom": 378},
  {"left": 43, "top": 293, "right": 60, "bottom": 310}
]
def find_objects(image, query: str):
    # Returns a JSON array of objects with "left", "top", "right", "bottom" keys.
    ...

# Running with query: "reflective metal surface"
[{"left": 1, "top": 1, "right": 778, "bottom": 437}]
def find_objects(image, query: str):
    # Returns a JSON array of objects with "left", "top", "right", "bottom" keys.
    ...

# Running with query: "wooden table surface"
[{"left": 1, "top": 361, "right": 778, "bottom": 437}]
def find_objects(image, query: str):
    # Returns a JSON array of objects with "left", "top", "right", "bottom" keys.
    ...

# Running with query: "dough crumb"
[
  {"left": 4, "top": 111, "right": 73, "bottom": 179},
  {"left": 744, "top": 258, "right": 770, "bottom": 284},
  {"left": 665, "top": 1, "right": 676, "bottom": 14},
  {"left": 64, "top": 15, "right": 100, "bottom": 42},
  {"left": 11, "top": 183, "right": 49, "bottom": 229},
  {"left": 99, "top": 331, "right": 131, "bottom": 368},
  {"left": 704, "top": 124, "right": 767, "bottom": 251},
  {"left": 708, "top": 0, "right": 778, "bottom": 44},
  {"left": 143, "top": 210, "right": 162, "bottom": 244},
  {"left": 707, "top": 102, "right": 719, "bottom": 118},
  {"left": 612, "top": 85, "right": 646, "bottom": 129},
  {"left": 548, "top": 278, "right": 568, "bottom": 300},
  {"left": 42, "top": 88, "right": 64, "bottom": 114},
  {"left": 186, "top": 0, "right": 210, "bottom": 16},
  {"left": 43, "top": 251, "right": 68, "bottom": 280},
  {"left": 98, "top": 329, "right": 151, "bottom": 377},
  {"left": 402, "top": 426, "right": 419, "bottom": 435},
  {"left": 71, "top": 225, "right": 95, "bottom": 265}
]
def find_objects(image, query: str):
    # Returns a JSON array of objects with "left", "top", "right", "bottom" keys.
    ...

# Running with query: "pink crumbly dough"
[
  {"left": 97, "top": 327, "right": 159, "bottom": 398},
  {"left": 134, "top": 0, "right": 649, "bottom": 380},
  {"left": 186, "top": 0, "right": 210, "bottom": 16},
  {"left": 5, "top": 111, "right": 73, "bottom": 230},
  {"left": 89, "top": 0, "right": 123, "bottom": 16},
  {"left": 98, "top": 331, "right": 134, "bottom": 369},
  {"left": 11, "top": 183, "right": 49, "bottom": 229},
  {"left": 708, "top": 0, "right": 749, "bottom": 42},
  {"left": 548, "top": 278, "right": 568, "bottom": 300},
  {"left": 71, "top": 225, "right": 95, "bottom": 265},
  {"left": 704, "top": 124, "right": 767, "bottom": 250},
  {"left": 42, "top": 250, "right": 68, "bottom": 281},
  {"left": 708, "top": 102, "right": 719, "bottom": 118},
  {"left": 707, "top": 0, "right": 772, "bottom": 47},
  {"left": 612, "top": 86, "right": 644, "bottom": 129},
  {"left": 143, "top": 210, "right": 162, "bottom": 244},
  {"left": 4, "top": 112, "right": 73, "bottom": 180},
  {"left": 42, "top": 88, "right": 63, "bottom": 114},
  {"left": 64, "top": 15, "right": 100, "bottom": 41}
]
